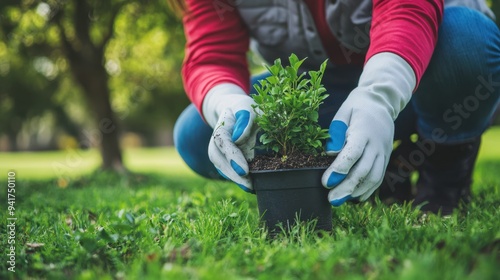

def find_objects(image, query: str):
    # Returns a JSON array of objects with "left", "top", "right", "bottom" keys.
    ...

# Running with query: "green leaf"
[
  {"left": 288, "top": 53, "right": 299, "bottom": 67},
  {"left": 125, "top": 212, "right": 135, "bottom": 224},
  {"left": 266, "top": 75, "right": 278, "bottom": 84},
  {"left": 308, "top": 111, "right": 319, "bottom": 122},
  {"left": 79, "top": 236, "right": 100, "bottom": 253},
  {"left": 286, "top": 66, "right": 297, "bottom": 81},
  {"left": 272, "top": 145, "right": 279, "bottom": 153}
]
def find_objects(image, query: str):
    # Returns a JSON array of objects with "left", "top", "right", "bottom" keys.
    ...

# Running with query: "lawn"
[{"left": 1, "top": 128, "right": 499, "bottom": 279}]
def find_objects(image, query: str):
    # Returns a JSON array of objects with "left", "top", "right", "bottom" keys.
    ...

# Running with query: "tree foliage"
[{"left": 0, "top": 0, "right": 188, "bottom": 165}]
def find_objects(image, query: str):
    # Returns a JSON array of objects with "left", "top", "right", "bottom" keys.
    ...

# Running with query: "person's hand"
[
  {"left": 322, "top": 53, "right": 416, "bottom": 205},
  {"left": 203, "top": 84, "right": 258, "bottom": 193}
]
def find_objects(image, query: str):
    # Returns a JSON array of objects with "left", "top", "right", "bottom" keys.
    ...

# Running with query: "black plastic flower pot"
[{"left": 251, "top": 167, "right": 332, "bottom": 235}]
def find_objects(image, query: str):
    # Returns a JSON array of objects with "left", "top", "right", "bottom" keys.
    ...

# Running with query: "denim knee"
[
  {"left": 173, "top": 104, "right": 220, "bottom": 179},
  {"left": 413, "top": 6, "right": 500, "bottom": 143}
]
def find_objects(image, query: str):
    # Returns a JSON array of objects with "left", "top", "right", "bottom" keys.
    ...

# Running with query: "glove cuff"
[
  {"left": 358, "top": 52, "right": 416, "bottom": 120},
  {"left": 202, "top": 83, "right": 247, "bottom": 128}
]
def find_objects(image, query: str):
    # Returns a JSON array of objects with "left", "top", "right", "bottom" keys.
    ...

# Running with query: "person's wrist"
[
  {"left": 202, "top": 83, "right": 248, "bottom": 128},
  {"left": 357, "top": 52, "right": 416, "bottom": 120}
]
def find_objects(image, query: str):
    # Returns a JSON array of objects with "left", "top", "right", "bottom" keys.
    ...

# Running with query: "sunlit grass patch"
[{"left": 0, "top": 147, "right": 196, "bottom": 180}]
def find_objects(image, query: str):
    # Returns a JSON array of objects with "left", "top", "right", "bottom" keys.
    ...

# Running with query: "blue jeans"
[{"left": 174, "top": 7, "right": 500, "bottom": 179}]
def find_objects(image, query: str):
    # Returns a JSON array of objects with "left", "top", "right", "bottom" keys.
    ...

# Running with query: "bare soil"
[{"left": 249, "top": 153, "right": 333, "bottom": 171}]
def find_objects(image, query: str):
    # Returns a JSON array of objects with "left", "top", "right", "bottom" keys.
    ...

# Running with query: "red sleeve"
[
  {"left": 182, "top": 0, "right": 250, "bottom": 112},
  {"left": 366, "top": 0, "right": 444, "bottom": 88}
]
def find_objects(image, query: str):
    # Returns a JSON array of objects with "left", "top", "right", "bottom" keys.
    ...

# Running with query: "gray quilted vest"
[{"left": 235, "top": 0, "right": 494, "bottom": 71}]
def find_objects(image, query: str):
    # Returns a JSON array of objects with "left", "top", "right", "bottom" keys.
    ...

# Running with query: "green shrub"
[{"left": 251, "top": 54, "right": 330, "bottom": 158}]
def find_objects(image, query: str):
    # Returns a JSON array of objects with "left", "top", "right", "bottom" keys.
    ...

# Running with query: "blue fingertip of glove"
[
  {"left": 232, "top": 110, "right": 251, "bottom": 142},
  {"left": 216, "top": 168, "right": 230, "bottom": 181},
  {"left": 326, "top": 120, "right": 348, "bottom": 153},
  {"left": 237, "top": 184, "right": 255, "bottom": 194},
  {"left": 230, "top": 160, "right": 247, "bottom": 176},
  {"left": 330, "top": 195, "right": 352, "bottom": 207},
  {"left": 326, "top": 172, "right": 347, "bottom": 188},
  {"left": 216, "top": 168, "right": 254, "bottom": 194}
]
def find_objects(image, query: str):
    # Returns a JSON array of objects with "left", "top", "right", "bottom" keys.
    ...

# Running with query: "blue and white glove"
[
  {"left": 203, "top": 83, "right": 258, "bottom": 193},
  {"left": 322, "top": 53, "right": 416, "bottom": 206}
]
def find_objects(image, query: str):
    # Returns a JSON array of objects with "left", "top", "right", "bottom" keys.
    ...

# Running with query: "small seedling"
[{"left": 252, "top": 54, "right": 330, "bottom": 160}]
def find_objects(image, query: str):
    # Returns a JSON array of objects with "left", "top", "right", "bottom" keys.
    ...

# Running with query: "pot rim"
[{"left": 250, "top": 167, "right": 328, "bottom": 174}]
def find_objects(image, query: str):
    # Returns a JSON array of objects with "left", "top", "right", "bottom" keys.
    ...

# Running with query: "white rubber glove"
[
  {"left": 322, "top": 52, "right": 416, "bottom": 206},
  {"left": 203, "top": 83, "right": 258, "bottom": 193}
]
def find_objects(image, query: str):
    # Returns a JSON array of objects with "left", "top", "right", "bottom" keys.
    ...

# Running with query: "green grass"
[
  {"left": 1, "top": 128, "right": 499, "bottom": 279},
  {"left": 0, "top": 147, "right": 197, "bottom": 180}
]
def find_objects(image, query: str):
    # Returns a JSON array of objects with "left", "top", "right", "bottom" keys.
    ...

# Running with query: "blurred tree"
[
  {"left": 104, "top": 1, "right": 187, "bottom": 144},
  {"left": 0, "top": 53, "right": 63, "bottom": 150},
  {"left": 55, "top": 0, "right": 126, "bottom": 171},
  {"left": 0, "top": 0, "right": 81, "bottom": 151},
  {"left": 0, "top": 0, "right": 187, "bottom": 170}
]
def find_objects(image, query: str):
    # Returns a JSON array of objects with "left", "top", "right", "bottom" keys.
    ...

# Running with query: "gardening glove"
[
  {"left": 203, "top": 83, "right": 258, "bottom": 193},
  {"left": 322, "top": 53, "right": 416, "bottom": 206}
]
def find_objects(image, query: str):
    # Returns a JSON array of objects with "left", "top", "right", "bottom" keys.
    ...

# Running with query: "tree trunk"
[
  {"left": 55, "top": 0, "right": 125, "bottom": 172},
  {"left": 72, "top": 64, "right": 125, "bottom": 172},
  {"left": 84, "top": 67, "right": 125, "bottom": 172},
  {"left": 62, "top": 40, "right": 125, "bottom": 172},
  {"left": 7, "top": 132, "right": 17, "bottom": 152}
]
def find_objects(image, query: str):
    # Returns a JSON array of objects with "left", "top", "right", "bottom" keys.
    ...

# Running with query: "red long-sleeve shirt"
[{"left": 182, "top": 0, "right": 444, "bottom": 112}]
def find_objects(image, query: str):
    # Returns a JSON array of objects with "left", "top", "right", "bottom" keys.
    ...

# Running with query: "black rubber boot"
[
  {"left": 377, "top": 140, "right": 418, "bottom": 204},
  {"left": 414, "top": 137, "right": 481, "bottom": 215}
]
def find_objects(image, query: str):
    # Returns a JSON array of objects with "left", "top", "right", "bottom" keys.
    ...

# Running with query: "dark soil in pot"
[
  {"left": 249, "top": 154, "right": 333, "bottom": 235},
  {"left": 249, "top": 153, "right": 332, "bottom": 170}
]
